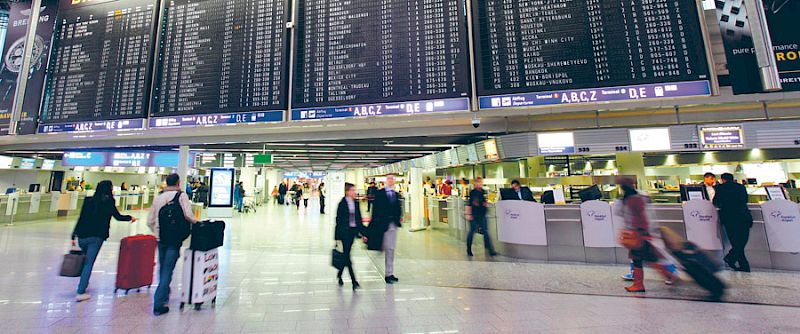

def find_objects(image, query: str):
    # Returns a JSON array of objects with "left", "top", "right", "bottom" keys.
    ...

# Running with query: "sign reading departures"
[
  {"left": 2, "top": 0, "right": 722, "bottom": 134},
  {"left": 150, "top": 0, "right": 290, "bottom": 128},
  {"left": 39, "top": 0, "right": 159, "bottom": 133},
  {"left": 473, "top": 0, "right": 712, "bottom": 109}
]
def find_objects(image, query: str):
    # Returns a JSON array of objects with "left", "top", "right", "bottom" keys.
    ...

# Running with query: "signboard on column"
[
  {"left": 580, "top": 200, "right": 616, "bottom": 248},
  {"left": 682, "top": 200, "right": 724, "bottom": 250},
  {"left": 0, "top": 0, "right": 58, "bottom": 135},
  {"left": 761, "top": 199, "right": 800, "bottom": 253},
  {"left": 495, "top": 200, "right": 547, "bottom": 245},
  {"left": 207, "top": 168, "right": 234, "bottom": 218},
  {"left": 715, "top": 0, "right": 800, "bottom": 94},
  {"left": 324, "top": 171, "right": 345, "bottom": 216}
]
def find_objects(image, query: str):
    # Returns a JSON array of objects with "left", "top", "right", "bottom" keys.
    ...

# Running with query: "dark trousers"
[
  {"left": 724, "top": 225, "right": 751, "bottom": 270},
  {"left": 337, "top": 233, "right": 357, "bottom": 282},
  {"left": 320, "top": 195, "right": 326, "bottom": 213},
  {"left": 304, "top": 198, "right": 309, "bottom": 208},
  {"left": 367, "top": 200, "right": 373, "bottom": 212},
  {"left": 278, "top": 193, "right": 285, "bottom": 204},
  {"left": 154, "top": 243, "right": 181, "bottom": 308},
  {"left": 467, "top": 215, "right": 495, "bottom": 254}
]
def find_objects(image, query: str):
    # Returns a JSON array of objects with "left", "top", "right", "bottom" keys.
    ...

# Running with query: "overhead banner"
[
  {"left": 716, "top": 0, "right": 800, "bottom": 94},
  {"left": 0, "top": 0, "right": 58, "bottom": 135}
]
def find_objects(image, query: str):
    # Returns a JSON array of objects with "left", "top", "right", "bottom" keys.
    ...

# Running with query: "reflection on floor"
[{"left": 0, "top": 201, "right": 798, "bottom": 333}]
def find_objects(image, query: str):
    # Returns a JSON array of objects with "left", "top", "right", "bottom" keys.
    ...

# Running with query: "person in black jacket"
[
  {"left": 509, "top": 179, "right": 536, "bottom": 202},
  {"left": 335, "top": 183, "right": 367, "bottom": 290},
  {"left": 368, "top": 175, "right": 403, "bottom": 283},
  {"left": 278, "top": 181, "right": 288, "bottom": 205},
  {"left": 713, "top": 173, "right": 754, "bottom": 272},
  {"left": 72, "top": 180, "right": 136, "bottom": 302},
  {"left": 366, "top": 182, "right": 377, "bottom": 211}
]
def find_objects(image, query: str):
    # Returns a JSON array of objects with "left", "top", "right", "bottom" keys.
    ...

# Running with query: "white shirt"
[
  {"left": 345, "top": 197, "right": 356, "bottom": 227},
  {"left": 705, "top": 185, "right": 716, "bottom": 201},
  {"left": 147, "top": 188, "right": 198, "bottom": 238}
]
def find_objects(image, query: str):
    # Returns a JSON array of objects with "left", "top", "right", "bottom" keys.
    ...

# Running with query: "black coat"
[
  {"left": 367, "top": 188, "right": 403, "bottom": 250},
  {"left": 504, "top": 187, "right": 536, "bottom": 202},
  {"left": 278, "top": 183, "right": 288, "bottom": 195},
  {"left": 335, "top": 198, "right": 365, "bottom": 240},
  {"left": 713, "top": 182, "right": 753, "bottom": 229},
  {"left": 72, "top": 196, "right": 133, "bottom": 240}
]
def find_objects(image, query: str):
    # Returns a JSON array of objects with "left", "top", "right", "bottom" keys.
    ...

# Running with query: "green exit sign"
[{"left": 254, "top": 154, "right": 273, "bottom": 164}]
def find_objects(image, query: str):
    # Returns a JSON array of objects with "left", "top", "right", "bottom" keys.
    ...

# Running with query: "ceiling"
[{"left": 2, "top": 134, "right": 488, "bottom": 170}]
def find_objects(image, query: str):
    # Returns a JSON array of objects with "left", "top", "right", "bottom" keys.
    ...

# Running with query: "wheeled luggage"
[
  {"left": 660, "top": 227, "right": 726, "bottom": 299},
  {"left": 190, "top": 220, "right": 225, "bottom": 251},
  {"left": 115, "top": 234, "right": 157, "bottom": 294},
  {"left": 180, "top": 248, "right": 219, "bottom": 310}
]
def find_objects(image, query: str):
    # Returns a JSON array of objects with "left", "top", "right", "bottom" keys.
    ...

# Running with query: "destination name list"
[{"left": 474, "top": 0, "right": 709, "bottom": 95}]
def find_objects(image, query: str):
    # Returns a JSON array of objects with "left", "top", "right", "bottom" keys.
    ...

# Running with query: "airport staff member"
[
  {"left": 510, "top": 179, "right": 536, "bottom": 202},
  {"left": 713, "top": 173, "right": 753, "bottom": 272},
  {"left": 369, "top": 174, "right": 402, "bottom": 284},
  {"left": 703, "top": 172, "right": 717, "bottom": 201}
]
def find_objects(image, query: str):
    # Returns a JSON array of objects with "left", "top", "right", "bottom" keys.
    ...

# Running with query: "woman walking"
[
  {"left": 335, "top": 183, "right": 367, "bottom": 290},
  {"left": 71, "top": 180, "right": 136, "bottom": 302}
]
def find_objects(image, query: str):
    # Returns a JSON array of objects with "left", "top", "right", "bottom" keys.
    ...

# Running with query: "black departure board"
[
  {"left": 152, "top": 0, "right": 290, "bottom": 118},
  {"left": 293, "top": 0, "right": 471, "bottom": 109},
  {"left": 40, "top": 0, "right": 158, "bottom": 124},
  {"left": 473, "top": 0, "right": 710, "bottom": 98}
]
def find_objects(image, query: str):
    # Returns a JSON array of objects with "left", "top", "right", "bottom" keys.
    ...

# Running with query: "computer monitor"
[
  {"left": 680, "top": 184, "right": 706, "bottom": 201},
  {"left": 28, "top": 184, "right": 41, "bottom": 193},
  {"left": 500, "top": 188, "right": 519, "bottom": 201},
  {"left": 541, "top": 190, "right": 555, "bottom": 204},
  {"left": 578, "top": 185, "right": 603, "bottom": 202}
]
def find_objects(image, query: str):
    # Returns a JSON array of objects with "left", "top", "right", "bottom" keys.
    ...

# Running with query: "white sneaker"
[{"left": 76, "top": 294, "right": 91, "bottom": 302}]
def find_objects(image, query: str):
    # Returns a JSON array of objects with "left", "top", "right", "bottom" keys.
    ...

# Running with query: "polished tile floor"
[{"left": 1, "top": 200, "right": 798, "bottom": 333}]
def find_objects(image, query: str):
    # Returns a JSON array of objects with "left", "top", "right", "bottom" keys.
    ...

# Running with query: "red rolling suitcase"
[{"left": 115, "top": 234, "right": 157, "bottom": 294}]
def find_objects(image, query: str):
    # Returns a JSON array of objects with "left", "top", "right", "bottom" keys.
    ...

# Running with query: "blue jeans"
[
  {"left": 77, "top": 237, "right": 104, "bottom": 294},
  {"left": 467, "top": 215, "right": 495, "bottom": 254},
  {"left": 154, "top": 243, "right": 181, "bottom": 308}
]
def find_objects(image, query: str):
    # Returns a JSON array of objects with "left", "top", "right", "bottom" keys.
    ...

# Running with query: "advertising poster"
[
  {"left": 0, "top": 0, "right": 57, "bottom": 135},
  {"left": 716, "top": 0, "right": 800, "bottom": 94},
  {"left": 209, "top": 168, "right": 234, "bottom": 207}
]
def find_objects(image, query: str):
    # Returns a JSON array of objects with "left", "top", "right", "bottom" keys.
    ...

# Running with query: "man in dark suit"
[
  {"left": 713, "top": 173, "right": 754, "bottom": 272},
  {"left": 335, "top": 183, "right": 366, "bottom": 290},
  {"left": 369, "top": 174, "right": 403, "bottom": 283},
  {"left": 366, "top": 182, "right": 377, "bottom": 211},
  {"left": 509, "top": 179, "right": 536, "bottom": 202}
]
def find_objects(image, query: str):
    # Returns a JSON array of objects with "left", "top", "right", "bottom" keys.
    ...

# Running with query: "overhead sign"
[
  {"left": 292, "top": 98, "right": 469, "bottom": 121},
  {"left": 149, "top": 111, "right": 283, "bottom": 129},
  {"left": 699, "top": 125, "right": 744, "bottom": 149},
  {"left": 466, "top": 144, "right": 479, "bottom": 162},
  {"left": 716, "top": 0, "right": 800, "bottom": 94},
  {"left": 38, "top": 119, "right": 145, "bottom": 134},
  {"left": 62, "top": 151, "right": 194, "bottom": 167},
  {"left": 483, "top": 140, "right": 499, "bottom": 160},
  {"left": 19, "top": 158, "right": 36, "bottom": 169},
  {"left": 41, "top": 159, "right": 56, "bottom": 170},
  {"left": 629, "top": 128, "right": 671, "bottom": 152},
  {"left": 253, "top": 154, "right": 273, "bottom": 165},
  {"left": 538, "top": 132, "right": 575, "bottom": 155}
]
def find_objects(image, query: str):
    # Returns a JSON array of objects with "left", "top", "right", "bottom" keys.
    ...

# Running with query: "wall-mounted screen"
[
  {"left": 19, "top": 158, "right": 36, "bottom": 169},
  {"left": 699, "top": 125, "right": 744, "bottom": 149},
  {"left": 629, "top": 128, "right": 671, "bottom": 152},
  {"left": 538, "top": 132, "right": 576, "bottom": 155}
]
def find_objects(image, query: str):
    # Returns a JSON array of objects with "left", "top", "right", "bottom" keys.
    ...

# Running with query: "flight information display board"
[
  {"left": 292, "top": 0, "right": 471, "bottom": 120},
  {"left": 473, "top": 0, "right": 712, "bottom": 110},
  {"left": 150, "top": 0, "right": 289, "bottom": 128},
  {"left": 39, "top": 0, "right": 158, "bottom": 133}
]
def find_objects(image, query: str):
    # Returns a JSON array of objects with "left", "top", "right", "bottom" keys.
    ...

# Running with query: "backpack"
[{"left": 158, "top": 192, "right": 190, "bottom": 246}]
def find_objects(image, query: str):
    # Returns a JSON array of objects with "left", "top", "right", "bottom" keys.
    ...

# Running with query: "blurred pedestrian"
[
  {"left": 368, "top": 175, "right": 402, "bottom": 284},
  {"left": 335, "top": 183, "right": 366, "bottom": 290},
  {"left": 466, "top": 177, "right": 497, "bottom": 257}
]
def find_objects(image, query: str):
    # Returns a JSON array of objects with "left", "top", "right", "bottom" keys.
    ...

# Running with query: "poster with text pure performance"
[
  {"left": 716, "top": 0, "right": 800, "bottom": 94},
  {"left": 0, "top": 0, "right": 58, "bottom": 135}
]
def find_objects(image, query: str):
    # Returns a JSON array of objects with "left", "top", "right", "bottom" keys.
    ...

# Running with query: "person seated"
[{"left": 505, "top": 180, "right": 536, "bottom": 202}]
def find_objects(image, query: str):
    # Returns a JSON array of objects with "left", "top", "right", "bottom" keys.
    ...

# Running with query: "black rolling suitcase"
[
  {"left": 190, "top": 220, "right": 225, "bottom": 251},
  {"left": 660, "top": 227, "right": 726, "bottom": 300}
]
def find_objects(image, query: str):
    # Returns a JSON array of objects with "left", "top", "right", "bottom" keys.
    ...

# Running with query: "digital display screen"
[
  {"left": 40, "top": 0, "right": 158, "bottom": 126},
  {"left": 41, "top": 159, "right": 56, "bottom": 170},
  {"left": 473, "top": 0, "right": 711, "bottom": 109},
  {"left": 19, "top": 158, "right": 36, "bottom": 169},
  {"left": 209, "top": 168, "right": 234, "bottom": 207},
  {"left": 62, "top": 151, "right": 194, "bottom": 167},
  {"left": 292, "top": 0, "right": 471, "bottom": 118},
  {"left": 150, "top": 0, "right": 289, "bottom": 127},
  {"left": 538, "top": 132, "right": 576, "bottom": 155},
  {"left": 629, "top": 128, "right": 671, "bottom": 152},
  {"left": 699, "top": 125, "right": 744, "bottom": 149}
]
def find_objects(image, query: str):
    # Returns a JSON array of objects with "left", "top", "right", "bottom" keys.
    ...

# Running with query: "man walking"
[
  {"left": 147, "top": 173, "right": 198, "bottom": 315},
  {"left": 278, "top": 181, "right": 288, "bottom": 205},
  {"left": 466, "top": 177, "right": 497, "bottom": 257},
  {"left": 370, "top": 175, "right": 402, "bottom": 283},
  {"left": 713, "top": 173, "right": 754, "bottom": 272}
]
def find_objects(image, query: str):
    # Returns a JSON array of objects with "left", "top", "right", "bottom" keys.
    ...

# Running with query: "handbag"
[
  {"left": 618, "top": 229, "right": 643, "bottom": 250},
  {"left": 331, "top": 240, "right": 348, "bottom": 270},
  {"left": 59, "top": 242, "right": 85, "bottom": 277}
]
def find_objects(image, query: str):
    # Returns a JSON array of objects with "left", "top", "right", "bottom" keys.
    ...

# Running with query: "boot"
[
  {"left": 653, "top": 263, "right": 680, "bottom": 285},
  {"left": 625, "top": 267, "right": 646, "bottom": 292}
]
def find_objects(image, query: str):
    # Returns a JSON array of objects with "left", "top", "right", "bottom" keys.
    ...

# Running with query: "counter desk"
[
  {"left": 0, "top": 192, "right": 74, "bottom": 225},
  {"left": 442, "top": 199, "right": 800, "bottom": 271}
]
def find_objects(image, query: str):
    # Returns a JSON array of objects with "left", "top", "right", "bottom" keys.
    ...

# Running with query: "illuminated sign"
[
  {"left": 19, "top": 158, "right": 36, "bottom": 169},
  {"left": 537, "top": 132, "right": 575, "bottom": 155},
  {"left": 629, "top": 128, "right": 671, "bottom": 152},
  {"left": 484, "top": 140, "right": 499, "bottom": 160},
  {"left": 62, "top": 151, "right": 194, "bottom": 167},
  {"left": 41, "top": 159, "right": 56, "bottom": 170},
  {"left": 699, "top": 125, "right": 744, "bottom": 149}
]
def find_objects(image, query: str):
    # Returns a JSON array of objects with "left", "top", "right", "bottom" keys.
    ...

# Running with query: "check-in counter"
[
  {"left": 485, "top": 199, "right": 800, "bottom": 271},
  {"left": 57, "top": 191, "right": 86, "bottom": 216},
  {"left": 0, "top": 193, "right": 60, "bottom": 224},
  {"left": 428, "top": 197, "right": 451, "bottom": 229}
]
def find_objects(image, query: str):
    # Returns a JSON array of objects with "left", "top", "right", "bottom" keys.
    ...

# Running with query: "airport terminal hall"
[{"left": 2, "top": 0, "right": 800, "bottom": 333}]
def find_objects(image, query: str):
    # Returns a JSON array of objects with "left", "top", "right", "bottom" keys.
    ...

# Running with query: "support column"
[
  {"left": 744, "top": 0, "right": 782, "bottom": 91},
  {"left": 8, "top": 0, "right": 42, "bottom": 135},
  {"left": 177, "top": 145, "right": 189, "bottom": 190},
  {"left": 409, "top": 167, "right": 425, "bottom": 231}
]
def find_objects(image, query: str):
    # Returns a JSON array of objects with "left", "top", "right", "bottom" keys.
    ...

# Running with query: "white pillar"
[
  {"left": 409, "top": 167, "right": 425, "bottom": 231},
  {"left": 178, "top": 145, "right": 189, "bottom": 189}
]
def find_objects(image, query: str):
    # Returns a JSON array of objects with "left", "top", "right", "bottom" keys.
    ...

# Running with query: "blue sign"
[
  {"left": 292, "top": 98, "right": 469, "bottom": 121},
  {"left": 479, "top": 81, "right": 711, "bottom": 110},
  {"left": 19, "top": 158, "right": 36, "bottom": 169},
  {"left": 149, "top": 111, "right": 283, "bottom": 129},
  {"left": 63, "top": 151, "right": 194, "bottom": 168},
  {"left": 39, "top": 119, "right": 145, "bottom": 133}
]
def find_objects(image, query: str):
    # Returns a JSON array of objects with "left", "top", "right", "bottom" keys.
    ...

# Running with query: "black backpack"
[{"left": 159, "top": 192, "right": 190, "bottom": 246}]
